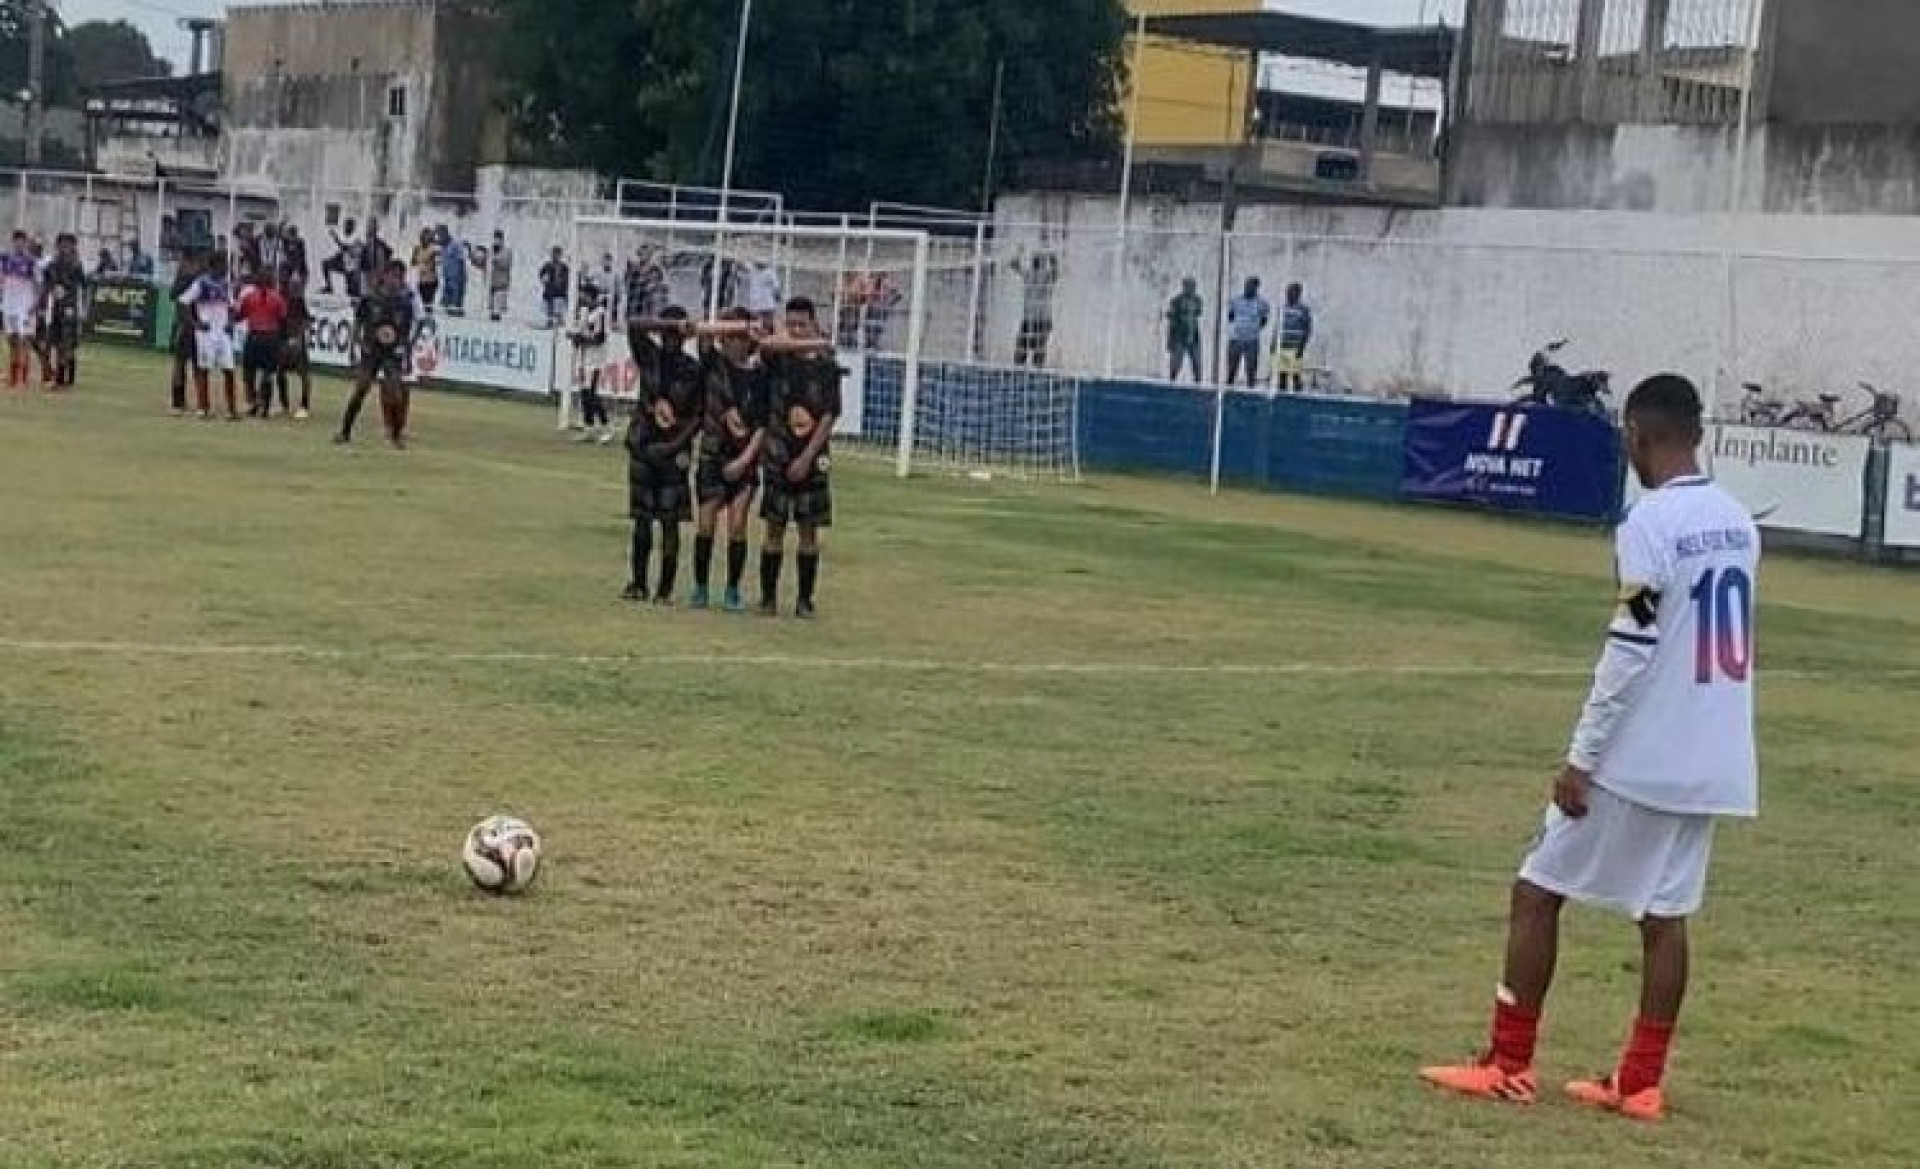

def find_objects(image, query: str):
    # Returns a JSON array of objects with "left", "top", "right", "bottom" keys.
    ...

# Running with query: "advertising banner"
[
  {"left": 1401, "top": 400, "right": 1622, "bottom": 521},
  {"left": 1879, "top": 441, "right": 1920, "bottom": 549},
  {"left": 87, "top": 276, "right": 158, "bottom": 345},
  {"left": 1706, "top": 425, "right": 1871, "bottom": 539},
  {"left": 306, "top": 296, "right": 556, "bottom": 397}
]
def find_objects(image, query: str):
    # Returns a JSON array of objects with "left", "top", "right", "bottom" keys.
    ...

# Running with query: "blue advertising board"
[{"left": 1401, "top": 399, "right": 1622, "bottom": 521}]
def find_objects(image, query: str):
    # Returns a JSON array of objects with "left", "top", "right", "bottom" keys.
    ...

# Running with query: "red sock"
[
  {"left": 1617, "top": 1017, "right": 1675, "bottom": 1096},
  {"left": 1489, "top": 997, "right": 1541, "bottom": 1073}
]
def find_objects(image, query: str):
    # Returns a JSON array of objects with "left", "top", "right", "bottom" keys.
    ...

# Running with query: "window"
[{"left": 387, "top": 84, "right": 408, "bottom": 119}]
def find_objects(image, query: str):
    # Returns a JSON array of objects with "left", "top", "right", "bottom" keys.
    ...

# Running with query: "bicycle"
[
  {"left": 1738, "top": 381, "right": 1787, "bottom": 427},
  {"left": 1782, "top": 382, "right": 1913, "bottom": 442}
]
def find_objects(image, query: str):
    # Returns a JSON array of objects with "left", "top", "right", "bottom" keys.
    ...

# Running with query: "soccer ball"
[{"left": 461, "top": 815, "right": 542, "bottom": 895}]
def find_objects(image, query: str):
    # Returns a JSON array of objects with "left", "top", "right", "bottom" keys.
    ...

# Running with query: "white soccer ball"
[{"left": 461, "top": 814, "right": 542, "bottom": 895}]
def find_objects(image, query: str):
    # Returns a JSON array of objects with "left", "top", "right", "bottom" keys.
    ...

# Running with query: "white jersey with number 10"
[{"left": 1594, "top": 476, "right": 1760, "bottom": 818}]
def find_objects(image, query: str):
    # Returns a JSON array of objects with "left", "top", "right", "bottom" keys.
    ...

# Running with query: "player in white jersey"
[
  {"left": 2, "top": 230, "right": 43, "bottom": 387},
  {"left": 1422, "top": 374, "right": 1759, "bottom": 1123},
  {"left": 179, "top": 253, "right": 241, "bottom": 419}
]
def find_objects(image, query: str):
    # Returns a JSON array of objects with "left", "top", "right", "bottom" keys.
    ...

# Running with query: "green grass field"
[{"left": 2, "top": 346, "right": 1916, "bottom": 1168}]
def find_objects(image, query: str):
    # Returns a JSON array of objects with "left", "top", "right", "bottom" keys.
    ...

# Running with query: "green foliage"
[
  {"left": 65, "top": 19, "right": 171, "bottom": 89},
  {"left": 492, "top": 0, "right": 1128, "bottom": 210},
  {"left": 0, "top": 7, "right": 169, "bottom": 110}
]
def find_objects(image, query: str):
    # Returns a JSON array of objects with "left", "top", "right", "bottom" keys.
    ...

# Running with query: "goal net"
[{"left": 565, "top": 214, "right": 1079, "bottom": 480}]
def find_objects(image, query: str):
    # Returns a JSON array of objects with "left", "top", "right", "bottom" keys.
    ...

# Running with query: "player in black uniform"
[
  {"left": 623, "top": 306, "right": 706, "bottom": 604},
  {"left": 39, "top": 233, "right": 86, "bottom": 388},
  {"left": 336, "top": 260, "right": 418, "bottom": 448},
  {"left": 758, "top": 297, "right": 841, "bottom": 618},
  {"left": 280, "top": 274, "right": 315, "bottom": 420},
  {"left": 688, "top": 308, "right": 767, "bottom": 612},
  {"left": 167, "top": 251, "right": 205, "bottom": 414}
]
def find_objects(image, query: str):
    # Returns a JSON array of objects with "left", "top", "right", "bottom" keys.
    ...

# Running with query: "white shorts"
[
  {"left": 1519, "top": 784, "right": 1715, "bottom": 920},
  {"left": 195, "top": 331, "right": 237, "bottom": 372},
  {"left": 4, "top": 303, "right": 35, "bottom": 338}
]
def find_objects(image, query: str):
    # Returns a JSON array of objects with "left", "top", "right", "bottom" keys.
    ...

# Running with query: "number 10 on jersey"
[{"left": 1690, "top": 567, "right": 1754, "bottom": 684}]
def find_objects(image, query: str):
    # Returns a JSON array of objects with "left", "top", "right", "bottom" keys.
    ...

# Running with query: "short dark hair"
[
  {"left": 660, "top": 305, "right": 690, "bottom": 322},
  {"left": 785, "top": 296, "right": 817, "bottom": 320},
  {"left": 719, "top": 306, "right": 752, "bottom": 324},
  {"left": 1624, "top": 374, "right": 1704, "bottom": 446}
]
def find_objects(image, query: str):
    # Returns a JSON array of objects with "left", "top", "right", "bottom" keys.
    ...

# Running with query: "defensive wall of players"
[{"left": 85, "top": 281, "right": 1919, "bottom": 563}]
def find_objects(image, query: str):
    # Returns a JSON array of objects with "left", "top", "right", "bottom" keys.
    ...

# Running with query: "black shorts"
[
  {"left": 243, "top": 335, "right": 284, "bottom": 374},
  {"left": 696, "top": 455, "right": 759, "bottom": 506},
  {"left": 760, "top": 477, "right": 833, "bottom": 529},
  {"left": 282, "top": 336, "right": 311, "bottom": 372},
  {"left": 172, "top": 327, "right": 196, "bottom": 360},
  {"left": 360, "top": 346, "right": 405, "bottom": 381},
  {"left": 629, "top": 456, "right": 693, "bottom": 523}
]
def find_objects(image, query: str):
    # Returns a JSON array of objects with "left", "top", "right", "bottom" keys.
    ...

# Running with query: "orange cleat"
[
  {"left": 1564, "top": 1075, "right": 1665, "bottom": 1122},
  {"left": 1420, "top": 1057, "right": 1538, "bottom": 1105}
]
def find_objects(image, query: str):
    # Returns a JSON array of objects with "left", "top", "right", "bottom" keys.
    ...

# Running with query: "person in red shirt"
[{"left": 237, "top": 271, "right": 291, "bottom": 418}]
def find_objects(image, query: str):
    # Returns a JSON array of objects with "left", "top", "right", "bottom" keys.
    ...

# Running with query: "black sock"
[
  {"left": 658, "top": 554, "right": 678, "bottom": 600},
  {"left": 726, "top": 540, "right": 748, "bottom": 590},
  {"left": 693, "top": 535, "right": 716, "bottom": 589},
  {"left": 629, "top": 522, "right": 653, "bottom": 592},
  {"left": 760, "top": 549, "right": 783, "bottom": 604},
  {"left": 339, "top": 386, "right": 369, "bottom": 438},
  {"left": 797, "top": 551, "right": 820, "bottom": 603}
]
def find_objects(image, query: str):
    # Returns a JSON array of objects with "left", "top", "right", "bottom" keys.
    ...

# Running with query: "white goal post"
[{"left": 562, "top": 214, "right": 1080, "bottom": 482}]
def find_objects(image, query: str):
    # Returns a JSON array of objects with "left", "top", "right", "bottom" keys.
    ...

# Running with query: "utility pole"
[{"left": 25, "top": 0, "right": 48, "bottom": 167}]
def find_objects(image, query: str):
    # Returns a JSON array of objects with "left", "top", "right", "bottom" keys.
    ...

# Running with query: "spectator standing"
[
  {"left": 95, "top": 247, "right": 120, "bottom": 277},
  {"left": 438, "top": 226, "right": 468, "bottom": 316},
  {"left": 258, "top": 223, "right": 286, "bottom": 284},
  {"left": 413, "top": 229, "right": 442, "bottom": 313},
  {"left": 1225, "top": 277, "right": 1270, "bottom": 389},
  {"left": 1012, "top": 250, "right": 1059, "bottom": 367},
  {"left": 1274, "top": 282, "right": 1314, "bottom": 392},
  {"left": 485, "top": 231, "right": 513, "bottom": 321},
  {"left": 323, "top": 218, "right": 360, "bottom": 297},
  {"left": 626, "top": 247, "right": 666, "bottom": 322},
  {"left": 742, "top": 259, "right": 781, "bottom": 332},
  {"left": 359, "top": 219, "right": 392, "bottom": 297},
  {"left": 1165, "top": 277, "right": 1204, "bottom": 383},
  {"left": 281, "top": 226, "right": 309, "bottom": 287},
  {"left": 539, "top": 246, "right": 571, "bottom": 328},
  {"left": 126, "top": 240, "right": 155, "bottom": 279},
  {"left": 594, "top": 251, "right": 620, "bottom": 317},
  {"left": 864, "top": 272, "right": 900, "bottom": 352}
]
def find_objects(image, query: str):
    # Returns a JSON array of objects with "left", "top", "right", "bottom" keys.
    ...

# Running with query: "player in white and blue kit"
[
  {"left": 179, "top": 253, "right": 240, "bottom": 418},
  {"left": 1423, "top": 374, "right": 1760, "bottom": 1122},
  {"left": 2, "top": 230, "right": 42, "bottom": 388}
]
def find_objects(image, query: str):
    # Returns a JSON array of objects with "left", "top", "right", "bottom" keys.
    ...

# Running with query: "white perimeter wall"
[{"left": 994, "top": 193, "right": 1920, "bottom": 410}]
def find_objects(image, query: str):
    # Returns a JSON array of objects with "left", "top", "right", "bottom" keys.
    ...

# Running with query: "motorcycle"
[{"left": 1511, "top": 339, "right": 1612, "bottom": 417}]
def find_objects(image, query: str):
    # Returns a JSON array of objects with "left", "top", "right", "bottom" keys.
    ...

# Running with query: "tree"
[
  {"left": 66, "top": 20, "right": 171, "bottom": 90},
  {"left": 493, "top": 0, "right": 1128, "bottom": 211}
]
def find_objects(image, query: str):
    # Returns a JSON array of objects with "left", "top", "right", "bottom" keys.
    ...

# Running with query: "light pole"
[
  {"left": 710, "top": 0, "right": 754, "bottom": 318},
  {"left": 1722, "top": 0, "right": 1767, "bottom": 402}
]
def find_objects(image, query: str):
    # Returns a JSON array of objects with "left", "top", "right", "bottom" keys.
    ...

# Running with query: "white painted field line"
[{"left": 0, "top": 637, "right": 1913, "bottom": 682}]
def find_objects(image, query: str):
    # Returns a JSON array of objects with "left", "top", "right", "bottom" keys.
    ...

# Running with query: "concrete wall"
[
  {"left": 1450, "top": 122, "right": 1920, "bottom": 216},
  {"left": 223, "top": 2, "right": 444, "bottom": 195},
  {"left": 993, "top": 191, "right": 1920, "bottom": 416},
  {"left": 1768, "top": 0, "right": 1920, "bottom": 125}
]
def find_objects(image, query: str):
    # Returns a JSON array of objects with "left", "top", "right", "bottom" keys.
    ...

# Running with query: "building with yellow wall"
[{"left": 1128, "top": 0, "right": 1260, "bottom": 147}]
